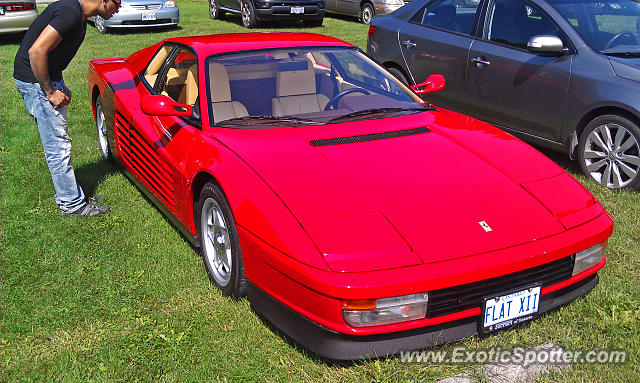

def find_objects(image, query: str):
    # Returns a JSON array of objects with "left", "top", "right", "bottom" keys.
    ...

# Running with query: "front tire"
[
  {"left": 95, "top": 16, "right": 108, "bottom": 34},
  {"left": 197, "top": 182, "right": 246, "bottom": 297},
  {"left": 360, "top": 3, "right": 374, "bottom": 25},
  {"left": 95, "top": 96, "right": 111, "bottom": 160},
  {"left": 578, "top": 114, "right": 640, "bottom": 190},
  {"left": 209, "top": 0, "right": 225, "bottom": 19},
  {"left": 241, "top": 0, "right": 258, "bottom": 28}
]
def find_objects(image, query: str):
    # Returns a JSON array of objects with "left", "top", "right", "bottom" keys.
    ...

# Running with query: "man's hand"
[{"left": 46, "top": 89, "right": 70, "bottom": 108}]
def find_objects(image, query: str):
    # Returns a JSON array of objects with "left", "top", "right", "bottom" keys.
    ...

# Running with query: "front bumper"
[
  {"left": 249, "top": 273, "right": 600, "bottom": 360},
  {"left": 255, "top": 5, "right": 324, "bottom": 21},
  {"left": 103, "top": 7, "right": 179, "bottom": 28},
  {"left": 0, "top": 10, "right": 37, "bottom": 34},
  {"left": 240, "top": 206, "right": 612, "bottom": 360}
]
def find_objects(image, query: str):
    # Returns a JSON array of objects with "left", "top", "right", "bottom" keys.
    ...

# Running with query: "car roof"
[{"left": 165, "top": 33, "right": 354, "bottom": 57}]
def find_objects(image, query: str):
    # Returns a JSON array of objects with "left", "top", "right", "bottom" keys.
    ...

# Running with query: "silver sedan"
[
  {"left": 89, "top": 0, "right": 179, "bottom": 34},
  {"left": 0, "top": 0, "right": 38, "bottom": 35}
]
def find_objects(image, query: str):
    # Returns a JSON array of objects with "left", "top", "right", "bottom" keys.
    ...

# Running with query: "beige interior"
[
  {"left": 185, "top": 64, "right": 198, "bottom": 106},
  {"left": 209, "top": 62, "right": 248, "bottom": 123},
  {"left": 272, "top": 59, "right": 328, "bottom": 116},
  {"left": 144, "top": 46, "right": 172, "bottom": 86}
]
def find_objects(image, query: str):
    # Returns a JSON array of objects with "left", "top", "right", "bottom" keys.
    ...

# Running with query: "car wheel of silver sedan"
[
  {"left": 361, "top": 3, "right": 374, "bottom": 25},
  {"left": 198, "top": 182, "right": 246, "bottom": 297},
  {"left": 95, "top": 16, "right": 108, "bottom": 34},
  {"left": 578, "top": 114, "right": 640, "bottom": 190},
  {"left": 95, "top": 95, "right": 111, "bottom": 160}
]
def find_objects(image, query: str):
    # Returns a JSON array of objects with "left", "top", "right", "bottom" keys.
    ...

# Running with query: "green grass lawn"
[{"left": 1, "top": 1, "right": 639, "bottom": 381}]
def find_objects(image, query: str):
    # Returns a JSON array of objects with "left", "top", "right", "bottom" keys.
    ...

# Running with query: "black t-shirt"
[{"left": 13, "top": 0, "right": 86, "bottom": 83}]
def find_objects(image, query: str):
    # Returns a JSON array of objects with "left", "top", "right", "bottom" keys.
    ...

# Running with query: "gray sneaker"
[
  {"left": 64, "top": 204, "right": 110, "bottom": 216},
  {"left": 87, "top": 196, "right": 103, "bottom": 204}
]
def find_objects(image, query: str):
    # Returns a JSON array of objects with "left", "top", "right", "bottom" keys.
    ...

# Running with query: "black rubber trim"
[
  {"left": 310, "top": 127, "right": 429, "bottom": 147},
  {"left": 247, "top": 274, "right": 599, "bottom": 360}
]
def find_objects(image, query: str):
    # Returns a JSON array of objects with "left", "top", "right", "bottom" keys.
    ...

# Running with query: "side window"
[
  {"left": 144, "top": 45, "right": 172, "bottom": 89},
  {"left": 160, "top": 48, "right": 199, "bottom": 106},
  {"left": 410, "top": 0, "right": 481, "bottom": 35},
  {"left": 487, "top": 0, "right": 561, "bottom": 49}
]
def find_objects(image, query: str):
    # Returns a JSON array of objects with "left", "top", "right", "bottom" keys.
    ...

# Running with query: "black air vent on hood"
[{"left": 310, "top": 127, "right": 430, "bottom": 147}]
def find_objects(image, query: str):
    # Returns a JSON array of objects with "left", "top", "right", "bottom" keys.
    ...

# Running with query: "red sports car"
[{"left": 88, "top": 33, "right": 613, "bottom": 360}]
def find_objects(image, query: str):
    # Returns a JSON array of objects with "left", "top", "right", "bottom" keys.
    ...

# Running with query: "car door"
[
  {"left": 325, "top": 0, "right": 337, "bottom": 13},
  {"left": 398, "top": 0, "right": 483, "bottom": 111},
  {"left": 337, "top": 0, "right": 358, "bottom": 15},
  {"left": 465, "top": 0, "right": 571, "bottom": 143},
  {"left": 131, "top": 44, "right": 200, "bottom": 222}
]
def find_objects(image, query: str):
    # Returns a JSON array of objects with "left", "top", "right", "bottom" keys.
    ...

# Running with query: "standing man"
[{"left": 14, "top": 0, "right": 121, "bottom": 216}]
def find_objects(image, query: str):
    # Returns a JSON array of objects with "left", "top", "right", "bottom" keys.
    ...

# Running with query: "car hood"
[
  {"left": 608, "top": 56, "right": 640, "bottom": 83},
  {"left": 214, "top": 110, "right": 598, "bottom": 272}
]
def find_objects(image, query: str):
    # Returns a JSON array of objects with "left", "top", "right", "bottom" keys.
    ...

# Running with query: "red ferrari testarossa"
[{"left": 88, "top": 33, "right": 613, "bottom": 360}]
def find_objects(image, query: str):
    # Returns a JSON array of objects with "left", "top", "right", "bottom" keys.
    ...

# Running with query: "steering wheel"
[
  {"left": 324, "top": 88, "right": 371, "bottom": 111},
  {"left": 602, "top": 31, "right": 637, "bottom": 50}
]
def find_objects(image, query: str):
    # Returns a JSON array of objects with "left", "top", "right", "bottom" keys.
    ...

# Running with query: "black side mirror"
[{"left": 527, "top": 35, "right": 565, "bottom": 56}]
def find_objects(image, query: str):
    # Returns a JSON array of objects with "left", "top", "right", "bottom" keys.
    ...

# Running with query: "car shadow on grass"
[
  {"left": 75, "top": 158, "right": 118, "bottom": 199},
  {"left": 0, "top": 32, "right": 26, "bottom": 46}
]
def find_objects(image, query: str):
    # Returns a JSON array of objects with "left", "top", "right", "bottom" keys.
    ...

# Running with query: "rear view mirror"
[
  {"left": 411, "top": 74, "right": 446, "bottom": 94},
  {"left": 141, "top": 95, "right": 192, "bottom": 117},
  {"left": 527, "top": 35, "right": 564, "bottom": 55}
]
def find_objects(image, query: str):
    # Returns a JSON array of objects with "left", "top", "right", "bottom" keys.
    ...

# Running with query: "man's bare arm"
[{"left": 28, "top": 25, "right": 70, "bottom": 108}]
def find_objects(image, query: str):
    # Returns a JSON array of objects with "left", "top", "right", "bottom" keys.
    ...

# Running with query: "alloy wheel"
[
  {"left": 583, "top": 123, "right": 640, "bottom": 189},
  {"left": 361, "top": 4, "right": 373, "bottom": 25},
  {"left": 96, "top": 101, "right": 109, "bottom": 159},
  {"left": 95, "top": 16, "right": 106, "bottom": 34},
  {"left": 201, "top": 198, "right": 232, "bottom": 287}
]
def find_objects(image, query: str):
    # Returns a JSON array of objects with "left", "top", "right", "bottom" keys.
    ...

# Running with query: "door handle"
[
  {"left": 471, "top": 57, "right": 491, "bottom": 66},
  {"left": 402, "top": 40, "right": 417, "bottom": 49}
]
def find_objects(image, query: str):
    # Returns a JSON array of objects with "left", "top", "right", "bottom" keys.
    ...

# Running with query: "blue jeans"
[{"left": 15, "top": 78, "right": 86, "bottom": 214}]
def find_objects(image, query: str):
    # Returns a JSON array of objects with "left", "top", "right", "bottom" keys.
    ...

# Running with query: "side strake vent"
[{"left": 310, "top": 127, "right": 430, "bottom": 147}]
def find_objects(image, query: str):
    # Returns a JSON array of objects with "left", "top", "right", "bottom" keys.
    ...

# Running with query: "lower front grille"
[
  {"left": 427, "top": 255, "right": 575, "bottom": 318},
  {"left": 121, "top": 19, "right": 173, "bottom": 25}
]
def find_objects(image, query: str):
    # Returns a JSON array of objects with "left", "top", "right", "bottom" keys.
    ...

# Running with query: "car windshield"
[
  {"left": 205, "top": 47, "right": 428, "bottom": 127},
  {"left": 549, "top": 0, "right": 640, "bottom": 54}
]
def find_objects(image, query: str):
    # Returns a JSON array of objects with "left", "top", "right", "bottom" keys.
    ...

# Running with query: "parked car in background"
[
  {"left": 88, "top": 32, "right": 613, "bottom": 360},
  {"left": 208, "top": 0, "right": 325, "bottom": 28},
  {"left": 89, "top": 0, "right": 179, "bottom": 34},
  {"left": 368, "top": 0, "right": 640, "bottom": 190},
  {"left": 325, "top": 0, "right": 410, "bottom": 25},
  {"left": 0, "top": 0, "right": 37, "bottom": 35}
]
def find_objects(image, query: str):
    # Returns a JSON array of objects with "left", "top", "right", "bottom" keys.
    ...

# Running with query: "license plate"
[
  {"left": 291, "top": 6, "right": 304, "bottom": 14},
  {"left": 481, "top": 285, "right": 541, "bottom": 333},
  {"left": 142, "top": 11, "right": 156, "bottom": 21},
  {"left": 0, "top": 6, "right": 5, "bottom": 15}
]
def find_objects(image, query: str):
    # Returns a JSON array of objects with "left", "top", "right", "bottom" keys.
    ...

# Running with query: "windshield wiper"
[
  {"left": 602, "top": 51, "right": 640, "bottom": 57},
  {"left": 328, "top": 107, "right": 436, "bottom": 123},
  {"left": 218, "top": 115, "right": 320, "bottom": 126}
]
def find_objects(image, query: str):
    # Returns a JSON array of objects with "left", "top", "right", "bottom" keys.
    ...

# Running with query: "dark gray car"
[{"left": 368, "top": 0, "right": 640, "bottom": 190}]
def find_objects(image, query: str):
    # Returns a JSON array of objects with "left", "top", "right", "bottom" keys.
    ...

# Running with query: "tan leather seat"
[
  {"left": 209, "top": 62, "right": 248, "bottom": 123},
  {"left": 144, "top": 45, "right": 172, "bottom": 86},
  {"left": 272, "top": 59, "right": 328, "bottom": 116},
  {"left": 184, "top": 64, "right": 198, "bottom": 106}
]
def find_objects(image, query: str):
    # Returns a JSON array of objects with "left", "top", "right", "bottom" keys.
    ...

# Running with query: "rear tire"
[
  {"left": 197, "top": 182, "right": 247, "bottom": 298},
  {"left": 241, "top": 0, "right": 258, "bottom": 28},
  {"left": 95, "top": 96, "right": 111, "bottom": 160},
  {"left": 386, "top": 67, "right": 409, "bottom": 85},
  {"left": 360, "top": 3, "right": 374, "bottom": 25},
  {"left": 95, "top": 16, "right": 108, "bottom": 34},
  {"left": 209, "top": 0, "right": 225, "bottom": 19},
  {"left": 577, "top": 114, "right": 640, "bottom": 190}
]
